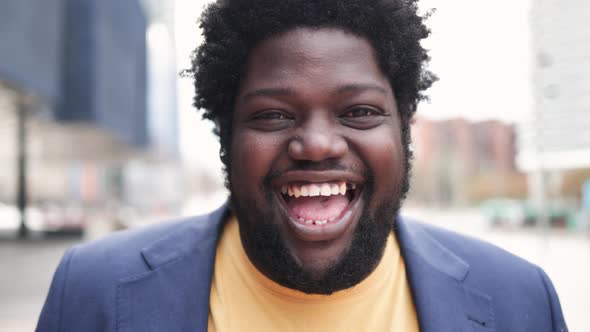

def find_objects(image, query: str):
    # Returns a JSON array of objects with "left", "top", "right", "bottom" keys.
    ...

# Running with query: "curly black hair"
[{"left": 190, "top": 0, "right": 436, "bottom": 190}]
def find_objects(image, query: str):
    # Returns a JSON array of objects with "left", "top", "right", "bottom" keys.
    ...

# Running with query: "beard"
[{"left": 230, "top": 169, "right": 406, "bottom": 295}]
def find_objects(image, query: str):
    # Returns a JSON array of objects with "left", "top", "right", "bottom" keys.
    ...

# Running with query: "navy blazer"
[{"left": 37, "top": 204, "right": 568, "bottom": 331}]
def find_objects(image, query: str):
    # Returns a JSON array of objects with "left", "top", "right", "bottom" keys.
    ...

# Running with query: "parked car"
[
  {"left": 480, "top": 198, "right": 577, "bottom": 229},
  {"left": 480, "top": 198, "right": 531, "bottom": 227},
  {"left": 38, "top": 202, "right": 86, "bottom": 234},
  {"left": 0, "top": 202, "right": 44, "bottom": 232}
]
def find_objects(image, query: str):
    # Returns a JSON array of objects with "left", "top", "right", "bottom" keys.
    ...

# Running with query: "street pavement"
[{"left": 1, "top": 208, "right": 588, "bottom": 331}]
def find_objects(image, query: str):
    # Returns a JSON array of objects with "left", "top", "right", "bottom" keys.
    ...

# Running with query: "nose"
[{"left": 287, "top": 120, "right": 348, "bottom": 162}]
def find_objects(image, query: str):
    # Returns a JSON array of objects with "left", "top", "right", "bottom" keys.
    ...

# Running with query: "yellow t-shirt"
[{"left": 207, "top": 217, "right": 420, "bottom": 332}]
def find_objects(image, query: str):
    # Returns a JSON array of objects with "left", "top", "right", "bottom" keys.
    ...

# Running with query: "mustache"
[{"left": 269, "top": 160, "right": 347, "bottom": 177}]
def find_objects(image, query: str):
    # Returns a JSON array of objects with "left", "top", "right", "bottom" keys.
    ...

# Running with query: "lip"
[
  {"left": 271, "top": 170, "right": 365, "bottom": 187},
  {"left": 273, "top": 171, "right": 365, "bottom": 242}
]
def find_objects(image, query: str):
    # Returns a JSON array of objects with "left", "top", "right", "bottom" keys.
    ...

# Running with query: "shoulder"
[
  {"left": 402, "top": 218, "right": 543, "bottom": 284},
  {"left": 408, "top": 219, "right": 533, "bottom": 268},
  {"left": 37, "top": 209, "right": 225, "bottom": 331},
  {"left": 398, "top": 218, "right": 568, "bottom": 331},
  {"left": 53, "top": 214, "right": 215, "bottom": 305},
  {"left": 68, "top": 214, "right": 210, "bottom": 279}
]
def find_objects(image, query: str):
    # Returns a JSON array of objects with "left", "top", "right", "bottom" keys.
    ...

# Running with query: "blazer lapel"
[
  {"left": 396, "top": 217, "right": 496, "bottom": 332},
  {"left": 116, "top": 203, "right": 228, "bottom": 332}
]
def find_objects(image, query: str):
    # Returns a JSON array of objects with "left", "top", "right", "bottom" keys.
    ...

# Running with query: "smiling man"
[{"left": 38, "top": 0, "right": 568, "bottom": 331}]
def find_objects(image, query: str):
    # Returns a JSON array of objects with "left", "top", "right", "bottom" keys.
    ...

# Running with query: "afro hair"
[{"left": 189, "top": 0, "right": 436, "bottom": 185}]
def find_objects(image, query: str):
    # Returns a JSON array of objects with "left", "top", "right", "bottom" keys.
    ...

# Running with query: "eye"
[
  {"left": 254, "top": 112, "right": 288, "bottom": 121},
  {"left": 342, "top": 107, "right": 380, "bottom": 118},
  {"left": 340, "top": 106, "right": 387, "bottom": 129},
  {"left": 247, "top": 110, "right": 293, "bottom": 131}
]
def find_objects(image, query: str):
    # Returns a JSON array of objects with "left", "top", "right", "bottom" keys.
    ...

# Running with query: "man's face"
[{"left": 229, "top": 28, "right": 406, "bottom": 294}]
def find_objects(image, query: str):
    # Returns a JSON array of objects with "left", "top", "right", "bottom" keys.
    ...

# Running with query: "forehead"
[{"left": 238, "top": 28, "right": 391, "bottom": 95}]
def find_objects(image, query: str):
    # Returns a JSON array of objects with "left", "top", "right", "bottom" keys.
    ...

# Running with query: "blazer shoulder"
[
  {"left": 400, "top": 218, "right": 568, "bottom": 331},
  {"left": 407, "top": 219, "right": 537, "bottom": 271},
  {"left": 37, "top": 212, "right": 221, "bottom": 332},
  {"left": 71, "top": 213, "right": 212, "bottom": 278},
  {"left": 399, "top": 218, "right": 550, "bottom": 296}
]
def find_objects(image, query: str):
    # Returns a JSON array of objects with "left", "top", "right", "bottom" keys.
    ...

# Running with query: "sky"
[
  {"left": 174, "top": 0, "right": 223, "bottom": 171},
  {"left": 173, "top": 0, "right": 533, "bottom": 169},
  {"left": 418, "top": 0, "right": 532, "bottom": 122}
]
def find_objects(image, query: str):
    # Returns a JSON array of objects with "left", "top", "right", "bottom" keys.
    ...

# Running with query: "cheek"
[
  {"left": 230, "top": 130, "right": 284, "bottom": 192},
  {"left": 356, "top": 127, "right": 404, "bottom": 197}
]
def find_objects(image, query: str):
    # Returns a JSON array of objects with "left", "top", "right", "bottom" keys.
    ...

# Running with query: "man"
[{"left": 38, "top": 0, "right": 568, "bottom": 331}]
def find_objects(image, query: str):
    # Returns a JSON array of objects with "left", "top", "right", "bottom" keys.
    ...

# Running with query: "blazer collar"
[{"left": 396, "top": 216, "right": 495, "bottom": 332}]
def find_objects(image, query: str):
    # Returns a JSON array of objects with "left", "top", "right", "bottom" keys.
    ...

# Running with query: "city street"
[{"left": 1, "top": 209, "right": 588, "bottom": 331}]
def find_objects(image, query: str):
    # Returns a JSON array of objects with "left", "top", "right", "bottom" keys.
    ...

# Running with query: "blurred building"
[
  {"left": 411, "top": 117, "right": 525, "bottom": 205},
  {"left": 517, "top": 0, "right": 590, "bottom": 210},
  {"left": 141, "top": 0, "right": 179, "bottom": 159},
  {"left": 0, "top": 0, "right": 182, "bottom": 234},
  {"left": 519, "top": 0, "right": 590, "bottom": 171}
]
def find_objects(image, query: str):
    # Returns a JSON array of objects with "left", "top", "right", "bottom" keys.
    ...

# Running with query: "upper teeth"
[{"left": 281, "top": 182, "right": 356, "bottom": 198}]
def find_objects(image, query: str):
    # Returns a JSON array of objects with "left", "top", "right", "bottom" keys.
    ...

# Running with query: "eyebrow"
[
  {"left": 241, "top": 87, "right": 295, "bottom": 102},
  {"left": 240, "top": 83, "right": 388, "bottom": 102},
  {"left": 336, "top": 83, "right": 388, "bottom": 95}
]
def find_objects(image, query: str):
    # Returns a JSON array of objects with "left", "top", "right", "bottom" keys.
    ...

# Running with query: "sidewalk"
[{"left": 0, "top": 237, "right": 79, "bottom": 332}]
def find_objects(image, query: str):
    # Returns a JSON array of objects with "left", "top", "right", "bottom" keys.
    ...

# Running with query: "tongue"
[{"left": 287, "top": 195, "right": 349, "bottom": 221}]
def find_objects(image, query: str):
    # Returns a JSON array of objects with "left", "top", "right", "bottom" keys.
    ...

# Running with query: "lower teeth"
[{"left": 299, "top": 218, "right": 327, "bottom": 225}]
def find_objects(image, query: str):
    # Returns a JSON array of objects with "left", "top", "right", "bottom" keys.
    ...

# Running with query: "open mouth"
[{"left": 277, "top": 181, "right": 363, "bottom": 228}]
